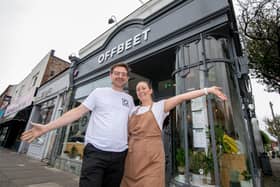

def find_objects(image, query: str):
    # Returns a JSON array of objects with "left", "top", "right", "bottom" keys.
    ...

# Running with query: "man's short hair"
[{"left": 110, "top": 63, "right": 130, "bottom": 74}]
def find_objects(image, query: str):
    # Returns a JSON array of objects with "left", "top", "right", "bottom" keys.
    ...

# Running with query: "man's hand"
[{"left": 21, "top": 122, "right": 48, "bottom": 143}]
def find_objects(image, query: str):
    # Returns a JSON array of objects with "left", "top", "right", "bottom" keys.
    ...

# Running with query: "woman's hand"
[
  {"left": 21, "top": 122, "right": 49, "bottom": 143},
  {"left": 207, "top": 86, "right": 227, "bottom": 101}
]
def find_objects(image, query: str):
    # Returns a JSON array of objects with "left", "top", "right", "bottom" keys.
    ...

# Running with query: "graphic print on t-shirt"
[{"left": 122, "top": 98, "right": 129, "bottom": 107}]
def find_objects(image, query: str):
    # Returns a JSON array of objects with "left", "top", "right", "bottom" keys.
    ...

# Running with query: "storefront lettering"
[{"left": 98, "top": 28, "right": 151, "bottom": 64}]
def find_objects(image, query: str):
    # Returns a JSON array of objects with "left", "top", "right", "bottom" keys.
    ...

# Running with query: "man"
[{"left": 21, "top": 63, "right": 135, "bottom": 187}]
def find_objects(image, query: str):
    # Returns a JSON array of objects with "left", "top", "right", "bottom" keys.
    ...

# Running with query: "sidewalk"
[
  {"left": 263, "top": 158, "right": 280, "bottom": 187},
  {"left": 0, "top": 148, "right": 79, "bottom": 187},
  {"left": 1, "top": 147, "right": 280, "bottom": 187}
]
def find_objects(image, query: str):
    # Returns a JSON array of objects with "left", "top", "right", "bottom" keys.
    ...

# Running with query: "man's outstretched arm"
[{"left": 21, "top": 104, "right": 89, "bottom": 143}]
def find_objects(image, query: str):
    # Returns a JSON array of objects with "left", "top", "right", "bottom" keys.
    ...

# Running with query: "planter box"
[
  {"left": 220, "top": 154, "right": 246, "bottom": 187},
  {"left": 64, "top": 142, "right": 84, "bottom": 159},
  {"left": 240, "top": 179, "right": 253, "bottom": 187}
]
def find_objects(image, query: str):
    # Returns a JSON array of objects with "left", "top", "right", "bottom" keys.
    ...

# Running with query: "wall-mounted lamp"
[{"left": 108, "top": 15, "right": 117, "bottom": 24}]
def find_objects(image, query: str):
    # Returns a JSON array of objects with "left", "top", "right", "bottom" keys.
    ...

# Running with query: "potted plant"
[
  {"left": 189, "top": 151, "right": 205, "bottom": 174},
  {"left": 176, "top": 147, "right": 185, "bottom": 174},
  {"left": 189, "top": 151, "right": 206, "bottom": 185},
  {"left": 240, "top": 170, "right": 253, "bottom": 187},
  {"left": 69, "top": 145, "right": 79, "bottom": 159},
  {"left": 203, "top": 151, "right": 215, "bottom": 184},
  {"left": 175, "top": 147, "right": 186, "bottom": 183}
]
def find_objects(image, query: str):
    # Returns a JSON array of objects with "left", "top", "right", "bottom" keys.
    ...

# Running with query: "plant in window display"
[
  {"left": 205, "top": 125, "right": 244, "bottom": 186},
  {"left": 213, "top": 125, "right": 239, "bottom": 154},
  {"left": 203, "top": 151, "right": 215, "bottom": 184},
  {"left": 222, "top": 134, "right": 239, "bottom": 154},
  {"left": 217, "top": 128, "right": 249, "bottom": 187},
  {"left": 189, "top": 150, "right": 215, "bottom": 185},
  {"left": 189, "top": 150, "right": 206, "bottom": 175},
  {"left": 193, "top": 149, "right": 215, "bottom": 183},
  {"left": 175, "top": 147, "right": 186, "bottom": 183},
  {"left": 240, "top": 170, "right": 253, "bottom": 187},
  {"left": 241, "top": 170, "right": 251, "bottom": 181},
  {"left": 69, "top": 145, "right": 79, "bottom": 158},
  {"left": 175, "top": 147, "right": 185, "bottom": 174}
]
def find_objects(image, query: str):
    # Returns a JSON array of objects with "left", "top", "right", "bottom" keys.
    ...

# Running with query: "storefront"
[
  {"left": 20, "top": 69, "right": 70, "bottom": 163},
  {"left": 55, "top": 0, "right": 260, "bottom": 186},
  {"left": 0, "top": 106, "right": 32, "bottom": 151}
]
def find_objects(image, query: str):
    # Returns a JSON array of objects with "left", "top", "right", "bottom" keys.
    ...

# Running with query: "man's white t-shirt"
[
  {"left": 131, "top": 100, "right": 169, "bottom": 130},
  {"left": 82, "top": 87, "right": 134, "bottom": 152}
]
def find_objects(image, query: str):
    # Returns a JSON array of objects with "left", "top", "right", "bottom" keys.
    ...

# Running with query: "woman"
[{"left": 121, "top": 81, "right": 227, "bottom": 187}]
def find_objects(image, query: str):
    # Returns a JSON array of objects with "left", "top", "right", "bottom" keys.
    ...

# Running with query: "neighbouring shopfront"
[
  {"left": 54, "top": 0, "right": 261, "bottom": 186},
  {"left": 0, "top": 106, "right": 32, "bottom": 151},
  {"left": 20, "top": 69, "right": 70, "bottom": 163}
]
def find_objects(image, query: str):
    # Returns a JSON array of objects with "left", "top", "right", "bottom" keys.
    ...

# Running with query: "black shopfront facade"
[{"left": 58, "top": 0, "right": 261, "bottom": 186}]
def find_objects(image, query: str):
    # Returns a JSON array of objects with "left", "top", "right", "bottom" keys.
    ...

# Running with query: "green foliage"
[
  {"left": 260, "top": 130, "right": 271, "bottom": 145},
  {"left": 237, "top": 0, "right": 280, "bottom": 93},
  {"left": 241, "top": 170, "right": 252, "bottom": 181},
  {"left": 214, "top": 125, "right": 224, "bottom": 145},
  {"left": 214, "top": 125, "right": 235, "bottom": 154},
  {"left": 189, "top": 151, "right": 206, "bottom": 174},
  {"left": 69, "top": 146, "right": 78, "bottom": 158},
  {"left": 189, "top": 150, "right": 214, "bottom": 176},
  {"left": 203, "top": 151, "right": 214, "bottom": 176},
  {"left": 176, "top": 148, "right": 185, "bottom": 167}
]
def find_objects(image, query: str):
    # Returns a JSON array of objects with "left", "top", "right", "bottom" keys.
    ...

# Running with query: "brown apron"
[{"left": 121, "top": 104, "right": 165, "bottom": 187}]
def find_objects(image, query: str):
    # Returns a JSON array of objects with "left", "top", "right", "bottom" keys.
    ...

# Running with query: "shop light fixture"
[
  {"left": 108, "top": 0, "right": 145, "bottom": 24},
  {"left": 108, "top": 15, "right": 117, "bottom": 24}
]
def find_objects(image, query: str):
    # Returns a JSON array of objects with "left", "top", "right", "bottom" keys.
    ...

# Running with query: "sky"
[{"left": 0, "top": 0, "right": 279, "bottom": 131}]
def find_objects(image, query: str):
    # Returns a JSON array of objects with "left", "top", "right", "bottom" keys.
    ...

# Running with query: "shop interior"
[{"left": 128, "top": 48, "right": 176, "bottom": 104}]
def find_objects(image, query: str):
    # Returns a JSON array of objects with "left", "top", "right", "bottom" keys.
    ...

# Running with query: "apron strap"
[{"left": 148, "top": 102, "right": 153, "bottom": 111}]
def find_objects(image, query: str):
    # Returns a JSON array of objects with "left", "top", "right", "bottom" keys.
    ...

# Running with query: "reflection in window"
[
  {"left": 74, "top": 76, "right": 111, "bottom": 99},
  {"left": 62, "top": 76, "right": 111, "bottom": 160},
  {"left": 62, "top": 101, "right": 90, "bottom": 161},
  {"left": 173, "top": 37, "right": 252, "bottom": 186}
]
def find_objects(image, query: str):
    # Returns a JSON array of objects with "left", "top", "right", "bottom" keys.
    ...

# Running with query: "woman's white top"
[{"left": 131, "top": 100, "right": 169, "bottom": 130}]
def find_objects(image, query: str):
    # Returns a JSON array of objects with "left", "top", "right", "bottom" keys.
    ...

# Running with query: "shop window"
[
  {"left": 18, "top": 85, "right": 25, "bottom": 97},
  {"left": 32, "top": 76, "right": 38, "bottom": 86},
  {"left": 38, "top": 105, "right": 54, "bottom": 124},
  {"left": 74, "top": 76, "right": 111, "bottom": 100},
  {"left": 173, "top": 38, "right": 252, "bottom": 187},
  {"left": 62, "top": 101, "right": 90, "bottom": 161},
  {"left": 32, "top": 73, "right": 39, "bottom": 87},
  {"left": 61, "top": 76, "right": 111, "bottom": 160},
  {"left": 50, "top": 70, "right": 55, "bottom": 77}
]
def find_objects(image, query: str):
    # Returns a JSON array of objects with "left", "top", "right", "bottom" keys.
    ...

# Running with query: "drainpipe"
[
  {"left": 230, "top": 38, "right": 259, "bottom": 186},
  {"left": 48, "top": 55, "right": 80, "bottom": 166}
]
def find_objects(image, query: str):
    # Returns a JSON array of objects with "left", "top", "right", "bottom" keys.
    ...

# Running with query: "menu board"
[{"left": 193, "top": 128, "right": 207, "bottom": 148}]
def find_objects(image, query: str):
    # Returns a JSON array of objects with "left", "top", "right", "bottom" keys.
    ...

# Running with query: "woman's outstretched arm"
[{"left": 164, "top": 86, "right": 227, "bottom": 113}]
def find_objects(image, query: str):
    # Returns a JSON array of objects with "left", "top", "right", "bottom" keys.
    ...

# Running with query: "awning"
[
  {"left": 0, "top": 112, "right": 18, "bottom": 123},
  {"left": 0, "top": 106, "right": 32, "bottom": 127}
]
